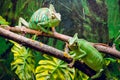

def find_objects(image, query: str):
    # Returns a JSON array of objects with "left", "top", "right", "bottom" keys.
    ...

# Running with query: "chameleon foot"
[
  {"left": 68, "top": 60, "right": 75, "bottom": 68},
  {"left": 91, "top": 69, "right": 104, "bottom": 79}
]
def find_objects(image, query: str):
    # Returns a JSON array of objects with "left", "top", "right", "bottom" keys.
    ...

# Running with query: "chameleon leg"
[
  {"left": 64, "top": 42, "right": 75, "bottom": 68},
  {"left": 64, "top": 42, "right": 69, "bottom": 53},
  {"left": 37, "top": 24, "right": 52, "bottom": 34},
  {"left": 68, "top": 59, "right": 75, "bottom": 68},
  {"left": 51, "top": 27, "right": 56, "bottom": 32},
  {"left": 68, "top": 49, "right": 87, "bottom": 68},
  {"left": 18, "top": 17, "right": 29, "bottom": 35},
  {"left": 91, "top": 69, "right": 104, "bottom": 79},
  {"left": 18, "top": 17, "right": 29, "bottom": 27},
  {"left": 76, "top": 49, "right": 87, "bottom": 59}
]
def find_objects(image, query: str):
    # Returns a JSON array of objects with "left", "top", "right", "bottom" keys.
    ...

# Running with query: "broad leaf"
[
  {"left": 35, "top": 54, "right": 75, "bottom": 80},
  {"left": 10, "top": 41, "right": 35, "bottom": 80}
]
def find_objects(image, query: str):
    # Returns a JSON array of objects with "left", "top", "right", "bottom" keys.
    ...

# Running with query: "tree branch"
[
  {"left": 0, "top": 27, "right": 96, "bottom": 77},
  {"left": 1, "top": 25, "right": 120, "bottom": 58}
]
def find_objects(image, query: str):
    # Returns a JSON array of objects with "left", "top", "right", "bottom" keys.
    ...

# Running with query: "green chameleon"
[
  {"left": 18, "top": 4, "right": 61, "bottom": 34},
  {"left": 68, "top": 33, "right": 104, "bottom": 79}
]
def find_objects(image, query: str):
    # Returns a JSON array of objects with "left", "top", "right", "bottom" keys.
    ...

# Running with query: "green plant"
[
  {"left": 35, "top": 54, "right": 75, "bottom": 80},
  {"left": 10, "top": 41, "right": 35, "bottom": 80}
]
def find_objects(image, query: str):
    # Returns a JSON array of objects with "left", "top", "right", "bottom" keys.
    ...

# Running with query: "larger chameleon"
[
  {"left": 18, "top": 4, "right": 61, "bottom": 33},
  {"left": 68, "top": 33, "right": 104, "bottom": 79}
]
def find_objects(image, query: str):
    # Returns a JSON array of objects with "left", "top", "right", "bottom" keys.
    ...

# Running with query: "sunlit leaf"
[
  {"left": 10, "top": 41, "right": 35, "bottom": 80},
  {"left": 35, "top": 54, "right": 75, "bottom": 80},
  {"left": 0, "top": 16, "right": 9, "bottom": 25}
]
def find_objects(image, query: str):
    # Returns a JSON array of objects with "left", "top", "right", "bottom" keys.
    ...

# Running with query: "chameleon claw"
[{"left": 68, "top": 59, "right": 75, "bottom": 68}]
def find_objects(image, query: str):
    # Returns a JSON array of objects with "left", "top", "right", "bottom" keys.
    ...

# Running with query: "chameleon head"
[
  {"left": 52, "top": 13, "right": 61, "bottom": 21},
  {"left": 68, "top": 33, "right": 79, "bottom": 50},
  {"left": 48, "top": 4, "right": 61, "bottom": 27}
]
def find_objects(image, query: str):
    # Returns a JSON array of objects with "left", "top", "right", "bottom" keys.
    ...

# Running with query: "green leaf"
[
  {"left": 0, "top": 16, "right": 9, "bottom": 25},
  {"left": 74, "top": 69, "right": 89, "bottom": 80},
  {"left": 106, "top": 0, "right": 120, "bottom": 39},
  {"left": 10, "top": 41, "right": 35, "bottom": 80},
  {"left": 0, "top": 37, "right": 11, "bottom": 56},
  {"left": 35, "top": 54, "right": 75, "bottom": 80}
]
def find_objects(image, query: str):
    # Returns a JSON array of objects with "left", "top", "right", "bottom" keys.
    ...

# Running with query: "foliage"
[
  {"left": 10, "top": 41, "right": 35, "bottom": 80},
  {"left": 74, "top": 69, "right": 89, "bottom": 80},
  {"left": 0, "top": 15, "right": 18, "bottom": 79},
  {"left": 105, "top": 62, "right": 120, "bottom": 80},
  {"left": 0, "top": 16, "right": 9, "bottom": 25},
  {"left": 0, "top": 16, "right": 10, "bottom": 56},
  {"left": 0, "top": 37, "right": 11, "bottom": 55},
  {"left": 106, "top": 0, "right": 120, "bottom": 39},
  {"left": 58, "top": 0, "right": 108, "bottom": 42},
  {"left": 114, "top": 31, "right": 120, "bottom": 50},
  {"left": 0, "top": 58, "right": 19, "bottom": 80},
  {"left": 106, "top": 0, "right": 120, "bottom": 50},
  {"left": 35, "top": 54, "right": 75, "bottom": 80}
]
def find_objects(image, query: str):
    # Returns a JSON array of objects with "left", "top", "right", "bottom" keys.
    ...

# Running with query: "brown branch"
[
  {"left": 3, "top": 25, "right": 71, "bottom": 41},
  {"left": 0, "top": 27, "right": 96, "bottom": 77},
  {"left": 94, "top": 44, "right": 120, "bottom": 58},
  {"left": 1, "top": 25, "right": 120, "bottom": 58}
]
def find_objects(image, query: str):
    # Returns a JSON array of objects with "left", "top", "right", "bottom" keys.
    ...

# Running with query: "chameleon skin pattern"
[
  {"left": 69, "top": 39, "right": 104, "bottom": 72},
  {"left": 28, "top": 8, "right": 60, "bottom": 30},
  {"left": 78, "top": 39, "right": 104, "bottom": 71}
]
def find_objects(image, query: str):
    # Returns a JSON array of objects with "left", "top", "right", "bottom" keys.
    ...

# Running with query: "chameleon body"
[
  {"left": 18, "top": 4, "right": 61, "bottom": 33},
  {"left": 68, "top": 33, "right": 104, "bottom": 79}
]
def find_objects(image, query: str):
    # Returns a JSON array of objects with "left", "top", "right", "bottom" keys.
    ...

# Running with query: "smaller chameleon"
[
  {"left": 18, "top": 4, "right": 61, "bottom": 34},
  {"left": 67, "top": 33, "right": 104, "bottom": 79}
]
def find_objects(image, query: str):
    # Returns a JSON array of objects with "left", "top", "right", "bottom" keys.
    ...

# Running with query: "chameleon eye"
[
  {"left": 73, "top": 43, "right": 77, "bottom": 46},
  {"left": 51, "top": 13, "right": 56, "bottom": 19}
]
